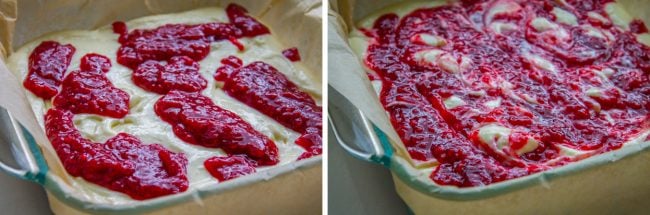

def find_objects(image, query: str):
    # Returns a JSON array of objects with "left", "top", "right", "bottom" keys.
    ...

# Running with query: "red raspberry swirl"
[
  {"left": 362, "top": 0, "right": 649, "bottom": 187},
  {"left": 45, "top": 108, "right": 189, "bottom": 200},
  {"left": 282, "top": 47, "right": 301, "bottom": 62},
  {"left": 52, "top": 54, "right": 130, "bottom": 118},
  {"left": 113, "top": 3, "right": 270, "bottom": 70},
  {"left": 154, "top": 90, "right": 280, "bottom": 166},
  {"left": 23, "top": 41, "right": 75, "bottom": 99},
  {"left": 204, "top": 155, "right": 257, "bottom": 182},
  {"left": 132, "top": 56, "right": 207, "bottom": 94},
  {"left": 215, "top": 56, "right": 322, "bottom": 159}
]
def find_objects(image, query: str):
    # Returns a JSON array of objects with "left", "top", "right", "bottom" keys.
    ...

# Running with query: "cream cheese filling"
[{"left": 7, "top": 7, "right": 320, "bottom": 204}]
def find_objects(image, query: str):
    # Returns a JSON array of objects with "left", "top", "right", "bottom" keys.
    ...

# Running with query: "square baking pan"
[
  {"left": 328, "top": 0, "right": 650, "bottom": 214},
  {"left": 0, "top": 0, "right": 322, "bottom": 214}
]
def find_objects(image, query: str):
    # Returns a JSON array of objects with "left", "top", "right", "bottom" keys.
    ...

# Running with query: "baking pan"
[
  {"left": 328, "top": 0, "right": 650, "bottom": 213},
  {"left": 0, "top": 0, "right": 322, "bottom": 214}
]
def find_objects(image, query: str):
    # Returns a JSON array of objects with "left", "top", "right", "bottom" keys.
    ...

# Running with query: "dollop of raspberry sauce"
[
  {"left": 53, "top": 54, "right": 129, "bottom": 118},
  {"left": 154, "top": 91, "right": 280, "bottom": 166},
  {"left": 23, "top": 41, "right": 75, "bottom": 99},
  {"left": 112, "top": 4, "right": 269, "bottom": 69},
  {"left": 215, "top": 56, "right": 322, "bottom": 159},
  {"left": 133, "top": 56, "right": 207, "bottom": 94},
  {"left": 45, "top": 108, "right": 188, "bottom": 200},
  {"left": 363, "top": 0, "right": 649, "bottom": 187},
  {"left": 204, "top": 155, "right": 257, "bottom": 181},
  {"left": 282, "top": 47, "right": 301, "bottom": 62}
]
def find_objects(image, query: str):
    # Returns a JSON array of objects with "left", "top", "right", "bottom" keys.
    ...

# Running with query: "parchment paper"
[
  {"left": 328, "top": 0, "right": 650, "bottom": 158},
  {"left": 0, "top": 0, "right": 321, "bottom": 207}
]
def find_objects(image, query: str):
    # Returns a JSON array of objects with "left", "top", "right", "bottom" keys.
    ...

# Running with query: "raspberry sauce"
[
  {"left": 282, "top": 47, "right": 301, "bottom": 62},
  {"left": 113, "top": 3, "right": 269, "bottom": 70},
  {"left": 133, "top": 56, "right": 207, "bottom": 94},
  {"left": 23, "top": 41, "right": 75, "bottom": 99},
  {"left": 45, "top": 108, "right": 188, "bottom": 200},
  {"left": 52, "top": 54, "right": 129, "bottom": 118},
  {"left": 154, "top": 90, "right": 280, "bottom": 166},
  {"left": 362, "top": 0, "right": 649, "bottom": 187},
  {"left": 204, "top": 155, "right": 257, "bottom": 182},
  {"left": 215, "top": 56, "right": 322, "bottom": 159}
]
